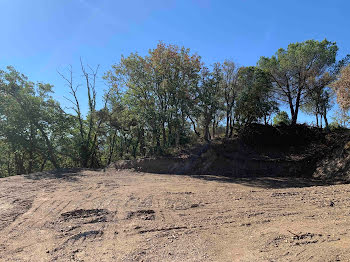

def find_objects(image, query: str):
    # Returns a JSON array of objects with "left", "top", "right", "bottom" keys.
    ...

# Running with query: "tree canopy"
[
  {"left": 0, "top": 39, "right": 349, "bottom": 177},
  {"left": 258, "top": 39, "right": 338, "bottom": 125}
]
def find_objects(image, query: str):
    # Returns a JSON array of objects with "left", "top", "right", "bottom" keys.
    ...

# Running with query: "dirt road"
[{"left": 1, "top": 169, "right": 350, "bottom": 261}]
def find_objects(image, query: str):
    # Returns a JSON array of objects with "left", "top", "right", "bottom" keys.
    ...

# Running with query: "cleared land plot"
[{"left": 0, "top": 169, "right": 350, "bottom": 261}]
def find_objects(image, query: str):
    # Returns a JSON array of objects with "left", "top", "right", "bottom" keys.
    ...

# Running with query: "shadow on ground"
[
  {"left": 21, "top": 166, "right": 348, "bottom": 189},
  {"left": 186, "top": 174, "right": 347, "bottom": 189},
  {"left": 23, "top": 168, "right": 84, "bottom": 182}
]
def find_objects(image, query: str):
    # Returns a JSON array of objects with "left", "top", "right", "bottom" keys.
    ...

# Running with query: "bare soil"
[{"left": 1, "top": 169, "right": 350, "bottom": 261}]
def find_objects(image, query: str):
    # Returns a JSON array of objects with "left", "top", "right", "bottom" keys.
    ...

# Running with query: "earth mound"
[{"left": 112, "top": 124, "right": 350, "bottom": 182}]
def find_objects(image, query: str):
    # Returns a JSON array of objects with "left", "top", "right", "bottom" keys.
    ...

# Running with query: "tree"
[
  {"left": 194, "top": 64, "right": 223, "bottom": 141},
  {"left": 302, "top": 55, "right": 350, "bottom": 129},
  {"left": 3, "top": 40, "right": 350, "bottom": 177},
  {"left": 219, "top": 60, "right": 240, "bottom": 138},
  {"left": 234, "top": 66, "right": 278, "bottom": 125},
  {"left": 273, "top": 111, "right": 290, "bottom": 126},
  {"left": 259, "top": 39, "right": 338, "bottom": 125},
  {"left": 59, "top": 60, "right": 115, "bottom": 168},
  {"left": 148, "top": 42, "right": 201, "bottom": 147},
  {"left": 0, "top": 67, "right": 60, "bottom": 169},
  {"left": 104, "top": 42, "right": 202, "bottom": 152},
  {"left": 331, "top": 65, "right": 350, "bottom": 112},
  {"left": 0, "top": 66, "right": 72, "bottom": 175},
  {"left": 301, "top": 73, "right": 333, "bottom": 128},
  {"left": 331, "top": 109, "right": 350, "bottom": 128}
]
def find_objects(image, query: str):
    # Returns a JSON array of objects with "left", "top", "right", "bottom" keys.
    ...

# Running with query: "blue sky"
[{"left": 1, "top": 0, "right": 350, "bottom": 124}]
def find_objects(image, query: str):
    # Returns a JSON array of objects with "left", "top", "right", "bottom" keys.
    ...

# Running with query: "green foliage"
[
  {"left": 329, "top": 121, "right": 341, "bottom": 131},
  {"left": 0, "top": 66, "right": 69, "bottom": 176},
  {"left": 105, "top": 42, "right": 202, "bottom": 149},
  {"left": 273, "top": 111, "right": 291, "bottom": 126},
  {"left": 1, "top": 39, "right": 349, "bottom": 177},
  {"left": 331, "top": 109, "right": 350, "bottom": 128},
  {"left": 234, "top": 67, "right": 278, "bottom": 125},
  {"left": 259, "top": 39, "right": 338, "bottom": 125}
]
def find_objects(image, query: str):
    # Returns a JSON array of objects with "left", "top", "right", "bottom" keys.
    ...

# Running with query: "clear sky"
[{"left": 1, "top": 0, "right": 350, "bottom": 124}]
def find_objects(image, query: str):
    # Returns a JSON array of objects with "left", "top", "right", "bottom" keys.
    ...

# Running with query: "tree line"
[{"left": 1, "top": 39, "right": 350, "bottom": 176}]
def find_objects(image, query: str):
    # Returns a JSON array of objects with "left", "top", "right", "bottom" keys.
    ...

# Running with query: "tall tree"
[
  {"left": 105, "top": 42, "right": 202, "bottom": 150},
  {"left": 220, "top": 60, "right": 240, "bottom": 138},
  {"left": 0, "top": 66, "right": 69, "bottom": 173},
  {"left": 59, "top": 60, "right": 111, "bottom": 168},
  {"left": 234, "top": 66, "right": 277, "bottom": 125},
  {"left": 194, "top": 64, "right": 222, "bottom": 141},
  {"left": 302, "top": 73, "right": 333, "bottom": 128},
  {"left": 259, "top": 39, "right": 338, "bottom": 125}
]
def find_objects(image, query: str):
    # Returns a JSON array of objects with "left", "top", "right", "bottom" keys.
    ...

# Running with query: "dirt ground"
[{"left": 1, "top": 169, "right": 350, "bottom": 262}]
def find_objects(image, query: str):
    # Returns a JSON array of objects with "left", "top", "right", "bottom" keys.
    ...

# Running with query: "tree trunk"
[
  {"left": 35, "top": 123, "right": 59, "bottom": 169},
  {"left": 291, "top": 89, "right": 301, "bottom": 125},
  {"left": 175, "top": 129, "right": 180, "bottom": 147},
  {"left": 229, "top": 117, "right": 234, "bottom": 138},
  {"left": 139, "top": 127, "right": 146, "bottom": 156},
  {"left": 225, "top": 112, "right": 230, "bottom": 138},
  {"left": 189, "top": 116, "right": 200, "bottom": 137},
  {"left": 40, "top": 157, "right": 47, "bottom": 172},
  {"left": 107, "top": 130, "right": 117, "bottom": 166},
  {"left": 15, "top": 153, "right": 25, "bottom": 175},
  {"left": 28, "top": 123, "right": 34, "bottom": 174},
  {"left": 212, "top": 117, "right": 216, "bottom": 139},
  {"left": 264, "top": 115, "right": 268, "bottom": 125},
  {"left": 156, "top": 133, "right": 161, "bottom": 154},
  {"left": 132, "top": 139, "right": 139, "bottom": 158},
  {"left": 162, "top": 121, "right": 166, "bottom": 147},
  {"left": 323, "top": 108, "right": 329, "bottom": 131},
  {"left": 204, "top": 118, "right": 211, "bottom": 142},
  {"left": 119, "top": 137, "right": 124, "bottom": 158},
  {"left": 288, "top": 95, "right": 296, "bottom": 125},
  {"left": 153, "top": 129, "right": 161, "bottom": 155},
  {"left": 7, "top": 151, "right": 11, "bottom": 176}
]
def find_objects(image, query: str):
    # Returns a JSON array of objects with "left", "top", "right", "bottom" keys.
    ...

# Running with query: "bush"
[{"left": 329, "top": 121, "right": 343, "bottom": 131}]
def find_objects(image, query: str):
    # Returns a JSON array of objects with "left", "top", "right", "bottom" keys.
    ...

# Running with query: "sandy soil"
[{"left": 1, "top": 169, "right": 350, "bottom": 261}]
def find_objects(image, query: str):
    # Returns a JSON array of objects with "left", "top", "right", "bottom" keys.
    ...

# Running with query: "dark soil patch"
[
  {"left": 126, "top": 209, "right": 155, "bottom": 220},
  {"left": 68, "top": 230, "right": 103, "bottom": 242},
  {"left": 61, "top": 209, "right": 109, "bottom": 221}
]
